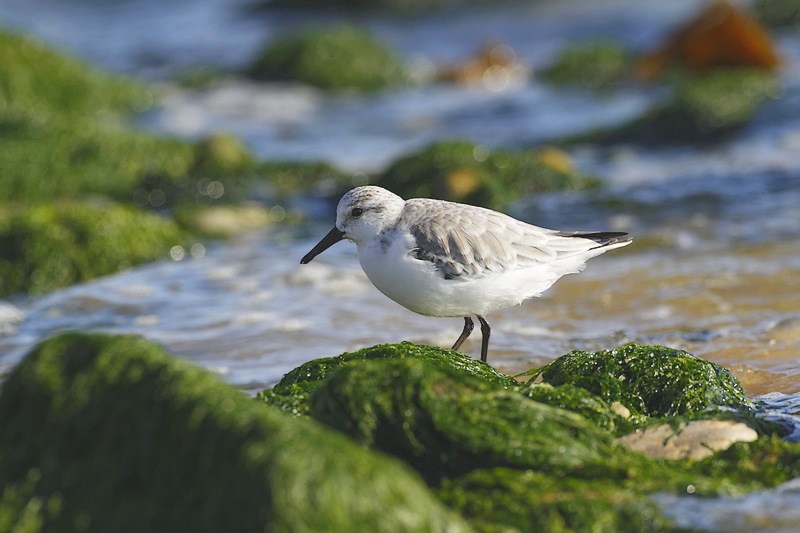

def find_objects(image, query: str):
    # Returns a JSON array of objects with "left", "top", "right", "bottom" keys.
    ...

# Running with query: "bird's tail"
[{"left": 556, "top": 231, "right": 632, "bottom": 250}]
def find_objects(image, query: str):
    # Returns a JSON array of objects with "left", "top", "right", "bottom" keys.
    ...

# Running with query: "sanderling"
[{"left": 301, "top": 186, "right": 631, "bottom": 363}]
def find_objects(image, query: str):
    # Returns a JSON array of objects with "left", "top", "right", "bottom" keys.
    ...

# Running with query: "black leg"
[
  {"left": 477, "top": 315, "right": 491, "bottom": 363},
  {"left": 451, "top": 317, "right": 474, "bottom": 351}
]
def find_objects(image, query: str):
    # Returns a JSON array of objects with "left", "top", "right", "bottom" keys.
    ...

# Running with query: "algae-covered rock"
[
  {"left": 521, "top": 382, "right": 632, "bottom": 434},
  {"left": 0, "top": 30, "right": 260, "bottom": 207},
  {"left": 258, "top": 342, "right": 517, "bottom": 416},
  {"left": 310, "top": 358, "right": 631, "bottom": 483},
  {"left": 0, "top": 333, "right": 470, "bottom": 532},
  {"left": 248, "top": 26, "right": 409, "bottom": 91},
  {"left": 540, "top": 41, "right": 633, "bottom": 89},
  {"left": 0, "top": 202, "right": 190, "bottom": 297},
  {"left": 0, "top": 31, "right": 150, "bottom": 122},
  {"left": 378, "top": 140, "right": 600, "bottom": 210},
  {"left": 534, "top": 343, "right": 752, "bottom": 422},
  {"left": 584, "top": 68, "right": 781, "bottom": 145},
  {"left": 438, "top": 468, "right": 671, "bottom": 533}
]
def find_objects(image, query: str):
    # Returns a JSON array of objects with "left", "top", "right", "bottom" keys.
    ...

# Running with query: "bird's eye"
[{"left": 351, "top": 207, "right": 364, "bottom": 218}]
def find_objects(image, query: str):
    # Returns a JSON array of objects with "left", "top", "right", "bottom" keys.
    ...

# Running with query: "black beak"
[{"left": 300, "top": 227, "right": 345, "bottom": 264}]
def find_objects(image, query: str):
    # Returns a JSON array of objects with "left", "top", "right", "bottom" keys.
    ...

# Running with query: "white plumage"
[{"left": 301, "top": 186, "right": 631, "bottom": 362}]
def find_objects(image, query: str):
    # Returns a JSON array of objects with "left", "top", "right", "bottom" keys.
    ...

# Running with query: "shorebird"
[{"left": 301, "top": 186, "right": 631, "bottom": 362}]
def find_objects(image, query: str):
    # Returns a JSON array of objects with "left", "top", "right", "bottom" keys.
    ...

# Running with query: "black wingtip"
[{"left": 558, "top": 231, "right": 632, "bottom": 247}]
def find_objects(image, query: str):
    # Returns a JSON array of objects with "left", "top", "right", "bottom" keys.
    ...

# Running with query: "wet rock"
[
  {"left": 521, "top": 382, "right": 633, "bottom": 434},
  {"left": 248, "top": 25, "right": 410, "bottom": 92},
  {"left": 258, "top": 342, "right": 517, "bottom": 416},
  {"left": 0, "top": 203, "right": 191, "bottom": 297},
  {"left": 572, "top": 67, "right": 781, "bottom": 146},
  {"left": 618, "top": 420, "right": 759, "bottom": 460},
  {"left": 258, "top": 341, "right": 800, "bottom": 529},
  {"left": 536, "top": 343, "right": 752, "bottom": 423},
  {"left": 309, "top": 358, "right": 630, "bottom": 484},
  {"left": 540, "top": 41, "right": 632, "bottom": 89},
  {"left": 0, "top": 333, "right": 470, "bottom": 532},
  {"left": 377, "top": 140, "right": 600, "bottom": 210},
  {"left": 637, "top": 0, "right": 781, "bottom": 80},
  {"left": 438, "top": 468, "right": 671, "bottom": 533}
]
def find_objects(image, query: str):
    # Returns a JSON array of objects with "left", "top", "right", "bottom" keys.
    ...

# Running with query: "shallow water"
[{"left": 2, "top": 0, "right": 800, "bottom": 528}]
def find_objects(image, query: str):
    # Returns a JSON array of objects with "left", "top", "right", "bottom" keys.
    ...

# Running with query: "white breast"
[{"left": 356, "top": 230, "right": 565, "bottom": 318}]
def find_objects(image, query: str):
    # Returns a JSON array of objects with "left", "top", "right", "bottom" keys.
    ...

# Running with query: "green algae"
[
  {"left": 310, "top": 358, "right": 632, "bottom": 484},
  {"left": 378, "top": 140, "right": 600, "bottom": 210},
  {"left": 579, "top": 68, "right": 781, "bottom": 145},
  {"left": 0, "top": 30, "right": 359, "bottom": 295},
  {"left": 532, "top": 343, "right": 752, "bottom": 422},
  {"left": 258, "top": 342, "right": 516, "bottom": 416},
  {"left": 248, "top": 25, "right": 410, "bottom": 91},
  {"left": 0, "top": 333, "right": 470, "bottom": 532},
  {"left": 0, "top": 480, "right": 48, "bottom": 533},
  {"left": 521, "top": 382, "right": 633, "bottom": 434},
  {"left": 540, "top": 41, "right": 633, "bottom": 89},
  {"left": 6, "top": 335, "right": 800, "bottom": 531},
  {"left": 0, "top": 31, "right": 150, "bottom": 123},
  {"left": 438, "top": 468, "right": 671, "bottom": 533},
  {"left": 0, "top": 202, "right": 190, "bottom": 297}
]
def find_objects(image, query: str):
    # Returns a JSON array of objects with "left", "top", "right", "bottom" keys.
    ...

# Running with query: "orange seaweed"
[{"left": 638, "top": 0, "right": 780, "bottom": 80}]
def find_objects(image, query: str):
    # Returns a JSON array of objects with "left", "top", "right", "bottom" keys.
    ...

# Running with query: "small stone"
[
  {"left": 618, "top": 420, "right": 758, "bottom": 460},
  {"left": 610, "top": 401, "right": 631, "bottom": 419}
]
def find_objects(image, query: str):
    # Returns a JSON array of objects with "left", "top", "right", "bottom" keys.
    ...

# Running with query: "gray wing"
[{"left": 401, "top": 199, "right": 561, "bottom": 280}]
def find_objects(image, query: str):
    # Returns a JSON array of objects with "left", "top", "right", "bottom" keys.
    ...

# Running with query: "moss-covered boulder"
[
  {"left": 310, "top": 358, "right": 632, "bottom": 484},
  {"left": 438, "top": 468, "right": 671, "bottom": 533},
  {"left": 0, "top": 333, "right": 470, "bottom": 532},
  {"left": 580, "top": 68, "right": 781, "bottom": 145},
  {"left": 258, "top": 342, "right": 517, "bottom": 416},
  {"left": 377, "top": 140, "right": 601, "bottom": 210},
  {"left": 0, "top": 202, "right": 190, "bottom": 297},
  {"left": 521, "top": 382, "right": 633, "bottom": 434},
  {"left": 0, "top": 31, "right": 150, "bottom": 123},
  {"left": 532, "top": 343, "right": 752, "bottom": 423},
  {"left": 540, "top": 41, "right": 633, "bottom": 89},
  {"left": 248, "top": 26, "right": 409, "bottom": 91},
  {"left": 256, "top": 341, "right": 800, "bottom": 530}
]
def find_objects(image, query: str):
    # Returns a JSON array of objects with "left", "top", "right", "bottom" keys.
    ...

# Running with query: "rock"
[
  {"left": 309, "top": 358, "right": 630, "bottom": 484},
  {"left": 247, "top": 25, "right": 410, "bottom": 91},
  {"left": 438, "top": 468, "right": 672, "bottom": 533},
  {"left": 377, "top": 140, "right": 600, "bottom": 210},
  {"left": 521, "top": 382, "right": 632, "bottom": 433},
  {"left": 537, "top": 343, "right": 753, "bottom": 422},
  {"left": 540, "top": 41, "right": 633, "bottom": 89},
  {"left": 0, "top": 202, "right": 191, "bottom": 297},
  {"left": 618, "top": 420, "right": 759, "bottom": 460},
  {"left": 258, "top": 342, "right": 517, "bottom": 417},
  {"left": 436, "top": 41, "right": 530, "bottom": 90},
  {"left": 637, "top": 1, "right": 780, "bottom": 80},
  {"left": 0, "top": 333, "right": 470, "bottom": 532}
]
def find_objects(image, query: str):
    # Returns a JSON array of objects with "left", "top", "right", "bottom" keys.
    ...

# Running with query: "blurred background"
[{"left": 0, "top": 0, "right": 798, "bottom": 407}]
